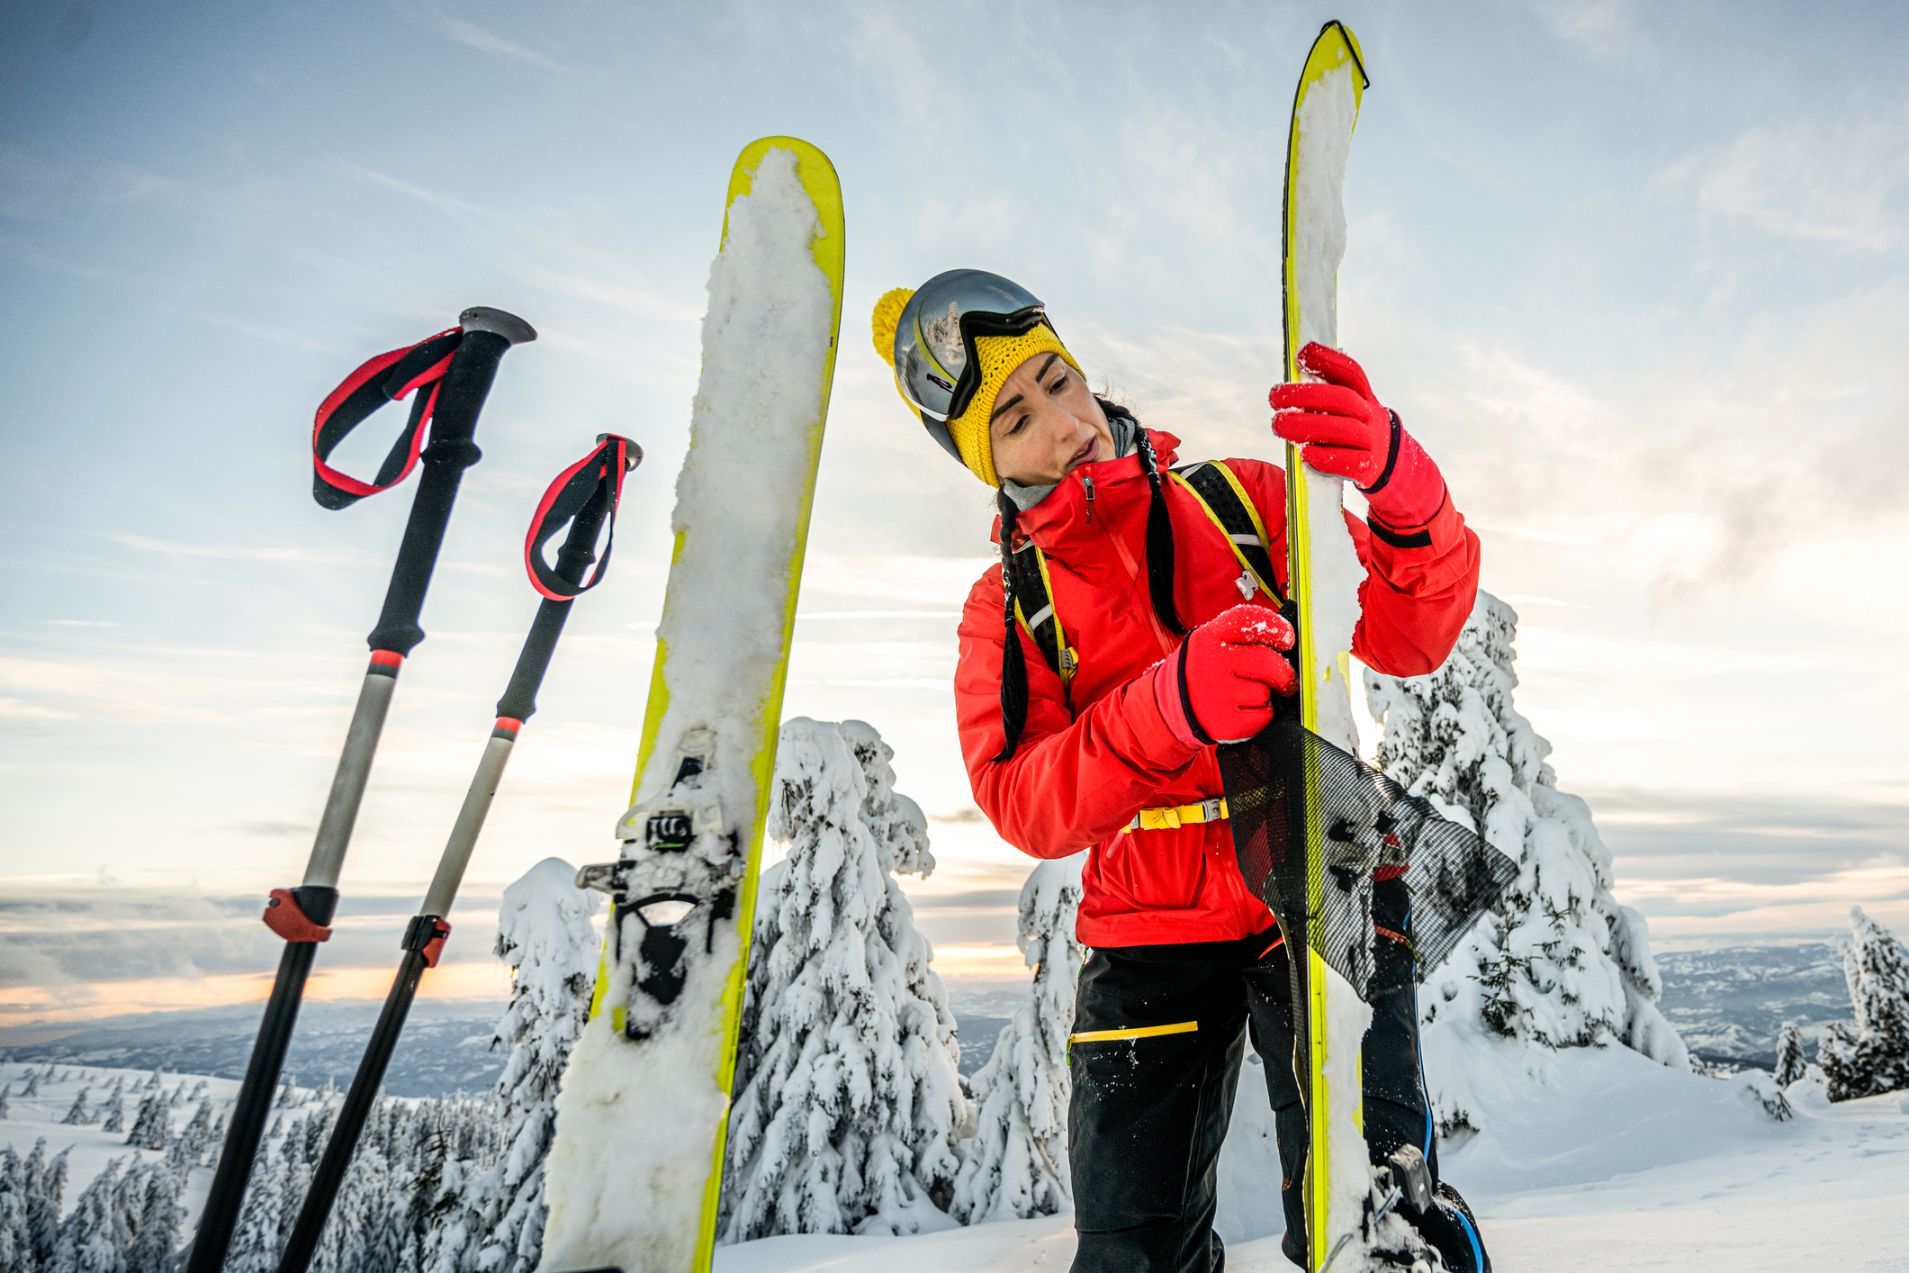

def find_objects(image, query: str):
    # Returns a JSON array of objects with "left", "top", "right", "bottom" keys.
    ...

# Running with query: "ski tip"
[
  {"left": 1312, "top": 19, "right": 1370, "bottom": 89},
  {"left": 458, "top": 307, "right": 538, "bottom": 346}
]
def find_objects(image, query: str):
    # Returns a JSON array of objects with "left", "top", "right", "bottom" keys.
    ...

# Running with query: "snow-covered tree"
[
  {"left": 0, "top": 1084, "right": 11, "bottom": 1120},
  {"left": 168, "top": 1096, "right": 216, "bottom": 1174},
  {"left": 427, "top": 857, "right": 600, "bottom": 1273},
  {"left": 62, "top": 1086, "right": 96, "bottom": 1126},
  {"left": 124, "top": 1092, "right": 169, "bottom": 1151},
  {"left": 28, "top": 1143, "right": 68, "bottom": 1267},
  {"left": 838, "top": 718, "right": 935, "bottom": 879},
  {"left": 0, "top": 1147, "right": 26, "bottom": 1272},
  {"left": 129, "top": 1165, "right": 184, "bottom": 1273},
  {"left": 1773, "top": 1022, "right": 1808, "bottom": 1088},
  {"left": 53, "top": 1156, "right": 131, "bottom": 1273},
  {"left": 951, "top": 855, "right": 1084, "bottom": 1222},
  {"left": 1365, "top": 591, "right": 1687, "bottom": 1067},
  {"left": 722, "top": 717, "right": 970, "bottom": 1242},
  {"left": 1819, "top": 905, "right": 1909, "bottom": 1102},
  {"left": 21, "top": 1071, "right": 40, "bottom": 1098}
]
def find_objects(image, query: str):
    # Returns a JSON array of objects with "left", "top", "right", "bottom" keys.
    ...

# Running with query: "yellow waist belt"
[{"left": 1122, "top": 797, "right": 1229, "bottom": 834}]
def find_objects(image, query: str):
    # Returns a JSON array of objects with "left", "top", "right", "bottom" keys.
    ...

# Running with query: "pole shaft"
[
  {"left": 276, "top": 944, "right": 431, "bottom": 1273},
  {"left": 420, "top": 732, "right": 518, "bottom": 919}
]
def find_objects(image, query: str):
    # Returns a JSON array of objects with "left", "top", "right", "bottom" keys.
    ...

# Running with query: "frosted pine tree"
[
  {"left": 1819, "top": 905, "right": 1909, "bottom": 1102},
  {"left": 129, "top": 1165, "right": 184, "bottom": 1273},
  {"left": 1774, "top": 1023, "right": 1808, "bottom": 1088},
  {"left": 26, "top": 1141, "right": 67, "bottom": 1267},
  {"left": 0, "top": 1085, "right": 11, "bottom": 1120},
  {"left": 839, "top": 718, "right": 935, "bottom": 878},
  {"left": 722, "top": 718, "right": 969, "bottom": 1241},
  {"left": 101, "top": 1081, "right": 126, "bottom": 1135},
  {"left": 0, "top": 1148, "right": 25, "bottom": 1272},
  {"left": 1365, "top": 591, "right": 1686, "bottom": 1068},
  {"left": 951, "top": 855, "right": 1085, "bottom": 1222},
  {"left": 429, "top": 857, "right": 600, "bottom": 1273},
  {"left": 124, "top": 1092, "right": 169, "bottom": 1150},
  {"left": 61, "top": 1086, "right": 96, "bottom": 1126},
  {"left": 21, "top": 1071, "right": 40, "bottom": 1098},
  {"left": 53, "top": 1156, "right": 129, "bottom": 1272}
]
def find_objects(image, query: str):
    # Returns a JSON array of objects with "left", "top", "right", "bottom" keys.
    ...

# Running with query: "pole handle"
[
  {"left": 497, "top": 435, "right": 640, "bottom": 722},
  {"left": 363, "top": 309, "right": 536, "bottom": 656}
]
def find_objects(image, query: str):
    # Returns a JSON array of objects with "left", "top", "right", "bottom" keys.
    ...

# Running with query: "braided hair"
[{"left": 993, "top": 419, "right": 1182, "bottom": 761}]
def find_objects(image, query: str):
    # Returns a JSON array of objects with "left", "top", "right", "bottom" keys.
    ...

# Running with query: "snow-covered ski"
[
  {"left": 539, "top": 136, "right": 844, "bottom": 1273},
  {"left": 1280, "top": 20, "right": 1374, "bottom": 1272}
]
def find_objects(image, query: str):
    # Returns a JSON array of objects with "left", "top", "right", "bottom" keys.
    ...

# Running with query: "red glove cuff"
[
  {"left": 1362, "top": 418, "right": 1446, "bottom": 530},
  {"left": 1152, "top": 644, "right": 1210, "bottom": 748}
]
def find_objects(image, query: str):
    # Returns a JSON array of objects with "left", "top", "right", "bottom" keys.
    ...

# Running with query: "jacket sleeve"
[
  {"left": 955, "top": 565, "right": 1203, "bottom": 860},
  {"left": 1229, "top": 457, "right": 1481, "bottom": 678}
]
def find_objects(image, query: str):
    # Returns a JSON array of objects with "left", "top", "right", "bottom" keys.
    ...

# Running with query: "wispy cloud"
[
  {"left": 1664, "top": 103, "right": 1909, "bottom": 253},
  {"left": 424, "top": 11, "right": 568, "bottom": 74}
]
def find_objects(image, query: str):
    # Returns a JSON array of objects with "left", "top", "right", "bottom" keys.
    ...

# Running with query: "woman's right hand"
[{"left": 1153, "top": 604, "right": 1299, "bottom": 746}]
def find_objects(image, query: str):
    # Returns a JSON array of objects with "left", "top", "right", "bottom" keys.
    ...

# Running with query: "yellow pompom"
[{"left": 870, "top": 287, "right": 914, "bottom": 367}]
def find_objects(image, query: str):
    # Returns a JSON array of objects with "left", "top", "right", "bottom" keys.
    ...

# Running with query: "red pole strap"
[
  {"left": 311, "top": 327, "right": 463, "bottom": 510},
  {"left": 523, "top": 435, "right": 635, "bottom": 601}
]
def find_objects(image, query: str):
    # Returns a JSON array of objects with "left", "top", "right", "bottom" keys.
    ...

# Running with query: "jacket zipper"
[{"left": 1078, "top": 471, "right": 1175, "bottom": 654}]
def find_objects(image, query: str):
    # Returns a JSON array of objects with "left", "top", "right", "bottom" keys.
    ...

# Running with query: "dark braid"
[
  {"left": 993, "top": 488, "right": 1029, "bottom": 761},
  {"left": 1135, "top": 428, "right": 1185, "bottom": 635}
]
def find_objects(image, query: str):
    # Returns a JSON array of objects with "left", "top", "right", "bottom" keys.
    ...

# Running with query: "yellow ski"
[
  {"left": 542, "top": 136, "right": 844, "bottom": 1273},
  {"left": 1280, "top": 20, "right": 1373, "bottom": 1273}
]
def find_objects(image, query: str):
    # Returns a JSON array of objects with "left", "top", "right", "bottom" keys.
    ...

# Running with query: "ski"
[
  {"left": 1281, "top": 20, "right": 1374, "bottom": 1273},
  {"left": 540, "top": 136, "right": 844, "bottom": 1273}
]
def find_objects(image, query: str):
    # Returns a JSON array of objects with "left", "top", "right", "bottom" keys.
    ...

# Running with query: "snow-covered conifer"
[
  {"left": 21, "top": 1071, "right": 40, "bottom": 1098},
  {"left": 61, "top": 1086, "right": 95, "bottom": 1126},
  {"left": 839, "top": 718, "right": 935, "bottom": 878},
  {"left": 1365, "top": 592, "right": 1687, "bottom": 1067},
  {"left": 129, "top": 1164, "right": 183, "bottom": 1273},
  {"left": 0, "top": 1147, "right": 26, "bottom": 1272},
  {"left": 1819, "top": 905, "right": 1909, "bottom": 1102},
  {"left": 1774, "top": 1022, "right": 1808, "bottom": 1088},
  {"left": 124, "top": 1092, "right": 169, "bottom": 1151},
  {"left": 430, "top": 857, "right": 600, "bottom": 1273},
  {"left": 723, "top": 718, "right": 969, "bottom": 1241},
  {"left": 951, "top": 855, "right": 1084, "bottom": 1222},
  {"left": 29, "top": 1144, "right": 68, "bottom": 1266},
  {"left": 0, "top": 1084, "right": 10, "bottom": 1120},
  {"left": 53, "top": 1156, "right": 128, "bottom": 1273},
  {"left": 101, "top": 1084, "right": 127, "bottom": 1135}
]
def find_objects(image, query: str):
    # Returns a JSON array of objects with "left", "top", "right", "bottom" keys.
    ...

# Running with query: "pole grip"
[{"left": 367, "top": 309, "right": 535, "bottom": 656}]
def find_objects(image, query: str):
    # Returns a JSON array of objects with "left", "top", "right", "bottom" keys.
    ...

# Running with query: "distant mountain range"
[{"left": 0, "top": 943, "right": 1852, "bottom": 1096}]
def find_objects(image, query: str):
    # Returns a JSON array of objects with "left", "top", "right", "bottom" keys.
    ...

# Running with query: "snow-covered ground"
[
  {"left": 717, "top": 1044, "right": 1909, "bottom": 1272},
  {"left": 8, "top": 1032, "right": 1909, "bottom": 1269}
]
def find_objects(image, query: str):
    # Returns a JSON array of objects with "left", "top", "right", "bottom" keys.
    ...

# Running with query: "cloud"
[
  {"left": 424, "top": 11, "right": 568, "bottom": 74},
  {"left": 1669, "top": 104, "right": 1909, "bottom": 252}
]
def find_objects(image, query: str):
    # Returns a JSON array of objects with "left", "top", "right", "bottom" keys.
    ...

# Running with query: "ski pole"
[
  {"left": 275, "top": 435, "right": 639, "bottom": 1273},
  {"left": 188, "top": 307, "right": 535, "bottom": 1273}
]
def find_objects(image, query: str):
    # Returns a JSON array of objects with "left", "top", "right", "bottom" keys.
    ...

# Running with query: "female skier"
[{"left": 872, "top": 270, "right": 1490, "bottom": 1273}]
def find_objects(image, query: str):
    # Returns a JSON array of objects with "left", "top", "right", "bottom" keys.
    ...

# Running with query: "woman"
[{"left": 872, "top": 270, "right": 1489, "bottom": 1272}]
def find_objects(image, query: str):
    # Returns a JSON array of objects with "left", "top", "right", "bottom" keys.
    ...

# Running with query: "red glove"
[
  {"left": 1153, "top": 604, "right": 1299, "bottom": 746},
  {"left": 1270, "top": 342, "right": 1446, "bottom": 527}
]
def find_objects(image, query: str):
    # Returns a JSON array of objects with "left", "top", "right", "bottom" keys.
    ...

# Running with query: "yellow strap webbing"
[
  {"left": 1068, "top": 1020, "right": 1199, "bottom": 1044},
  {"left": 1120, "top": 797, "right": 1230, "bottom": 834}
]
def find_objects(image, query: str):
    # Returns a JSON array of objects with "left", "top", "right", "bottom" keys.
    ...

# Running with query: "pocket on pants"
[{"left": 1068, "top": 1016, "right": 1215, "bottom": 1230}]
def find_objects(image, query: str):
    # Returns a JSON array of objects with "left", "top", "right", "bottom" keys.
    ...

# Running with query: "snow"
[
  {"left": 540, "top": 143, "right": 837, "bottom": 1272},
  {"left": 710, "top": 1043, "right": 1909, "bottom": 1271}
]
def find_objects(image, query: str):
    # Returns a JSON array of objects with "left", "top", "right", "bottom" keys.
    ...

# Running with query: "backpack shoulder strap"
[
  {"left": 1169, "top": 460, "right": 1280, "bottom": 602},
  {"left": 1008, "top": 544, "right": 1077, "bottom": 689}
]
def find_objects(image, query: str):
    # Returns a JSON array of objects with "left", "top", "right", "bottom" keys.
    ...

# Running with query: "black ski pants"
[{"left": 1066, "top": 878, "right": 1439, "bottom": 1273}]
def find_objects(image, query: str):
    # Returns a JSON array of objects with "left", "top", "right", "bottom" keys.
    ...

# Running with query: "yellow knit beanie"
[{"left": 871, "top": 286, "right": 1080, "bottom": 488}]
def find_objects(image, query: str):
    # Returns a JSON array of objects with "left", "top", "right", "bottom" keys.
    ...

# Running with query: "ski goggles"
[{"left": 893, "top": 269, "right": 1053, "bottom": 459}]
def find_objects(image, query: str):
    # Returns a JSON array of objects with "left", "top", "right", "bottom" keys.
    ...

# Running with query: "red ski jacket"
[{"left": 955, "top": 430, "right": 1480, "bottom": 948}]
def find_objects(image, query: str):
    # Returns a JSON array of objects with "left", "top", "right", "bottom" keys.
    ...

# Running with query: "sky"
[{"left": 2, "top": 0, "right": 1907, "bottom": 1028}]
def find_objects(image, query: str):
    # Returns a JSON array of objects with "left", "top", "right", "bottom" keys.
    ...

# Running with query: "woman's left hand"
[{"left": 1270, "top": 342, "right": 1446, "bottom": 526}]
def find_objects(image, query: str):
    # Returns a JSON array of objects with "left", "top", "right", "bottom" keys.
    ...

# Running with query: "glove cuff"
[
  {"left": 1361, "top": 418, "right": 1446, "bottom": 529},
  {"left": 1152, "top": 641, "right": 1214, "bottom": 748}
]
